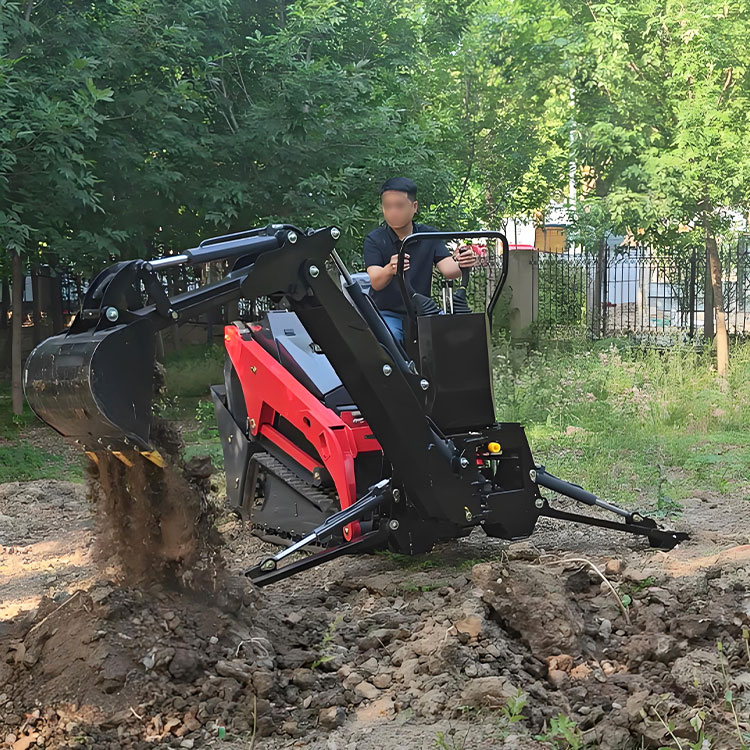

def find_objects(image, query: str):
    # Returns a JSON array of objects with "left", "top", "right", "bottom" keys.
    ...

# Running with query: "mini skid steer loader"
[{"left": 23, "top": 224, "right": 688, "bottom": 585}]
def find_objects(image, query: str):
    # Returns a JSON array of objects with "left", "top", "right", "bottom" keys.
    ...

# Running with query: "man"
[{"left": 363, "top": 176, "right": 477, "bottom": 344}]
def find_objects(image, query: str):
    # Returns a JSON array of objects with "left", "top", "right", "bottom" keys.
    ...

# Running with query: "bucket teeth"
[
  {"left": 85, "top": 448, "right": 164, "bottom": 468},
  {"left": 140, "top": 450, "right": 166, "bottom": 468},
  {"left": 112, "top": 451, "right": 135, "bottom": 467}
]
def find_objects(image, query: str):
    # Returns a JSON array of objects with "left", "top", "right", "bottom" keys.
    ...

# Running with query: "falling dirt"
[
  {"left": 86, "top": 419, "right": 223, "bottom": 590},
  {"left": 2, "top": 450, "right": 750, "bottom": 748}
]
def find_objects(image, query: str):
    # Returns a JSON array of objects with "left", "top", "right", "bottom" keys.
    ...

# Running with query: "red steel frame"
[{"left": 224, "top": 325, "right": 381, "bottom": 540}]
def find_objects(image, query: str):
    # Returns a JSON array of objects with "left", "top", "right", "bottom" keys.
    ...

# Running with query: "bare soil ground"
[{"left": 1, "top": 450, "right": 749, "bottom": 750}]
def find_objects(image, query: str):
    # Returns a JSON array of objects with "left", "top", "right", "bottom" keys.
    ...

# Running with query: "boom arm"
[{"left": 24, "top": 225, "right": 500, "bottom": 526}]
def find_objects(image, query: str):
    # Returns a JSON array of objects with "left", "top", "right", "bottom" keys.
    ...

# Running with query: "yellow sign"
[{"left": 535, "top": 225, "right": 567, "bottom": 254}]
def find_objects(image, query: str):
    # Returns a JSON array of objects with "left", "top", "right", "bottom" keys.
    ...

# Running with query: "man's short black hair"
[{"left": 380, "top": 177, "right": 417, "bottom": 201}]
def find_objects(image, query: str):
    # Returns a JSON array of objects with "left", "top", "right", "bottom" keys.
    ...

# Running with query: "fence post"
[{"left": 591, "top": 237, "right": 605, "bottom": 338}]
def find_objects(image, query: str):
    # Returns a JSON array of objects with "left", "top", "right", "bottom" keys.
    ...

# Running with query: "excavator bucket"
[{"left": 23, "top": 318, "right": 156, "bottom": 451}]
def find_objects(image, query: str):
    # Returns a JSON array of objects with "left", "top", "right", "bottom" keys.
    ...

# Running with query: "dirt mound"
[
  {"left": 0, "top": 578, "right": 265, "bottom": 749},
  {"left": 3, "top": 539, "right": 750, "bottom": 749},
  {"left": 87, "top": 420, "right": 223, "bottom": 589}
]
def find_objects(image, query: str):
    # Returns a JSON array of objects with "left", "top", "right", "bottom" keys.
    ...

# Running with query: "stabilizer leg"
[{"left": 535, "top": 466, "right": 689, "bottom": 550}]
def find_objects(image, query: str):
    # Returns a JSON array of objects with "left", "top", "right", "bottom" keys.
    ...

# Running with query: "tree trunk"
[
  {"left": 31, "top": 265, "right": 44, "bottom": 345},
  {"left": 11, "top": 250, "right": 24, "bottom": 415},
  {"left": 50, "top": 272, "right": 64, "bottom": 332},
  {"left": 0, "top": 277, "right": 9, "bottom": 329},
  {"left": 703, "top": 248, "right": 714, "bottom": 340},
  {"left": 705, "top": 228, "right": 729, "bottom": 376}
]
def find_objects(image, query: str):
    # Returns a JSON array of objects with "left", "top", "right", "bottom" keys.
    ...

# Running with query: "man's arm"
[
  {"left": 367, "top": 263, "right": 394, "bottom": 291},
  {"left": 436, "top": 246, "right": 478, "bottom": 280},
  {"left": 366, "top": 253, "right": 411, "bottom": 291}
]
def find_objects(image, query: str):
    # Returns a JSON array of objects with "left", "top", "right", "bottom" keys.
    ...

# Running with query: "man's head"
[{"left": 380, "top": 177, "right": 418, "bottom": 231}]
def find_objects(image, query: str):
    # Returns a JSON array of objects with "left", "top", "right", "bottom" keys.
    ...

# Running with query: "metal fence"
[{"left": 536, "top": 235, "right": 750, "bottom": 342}]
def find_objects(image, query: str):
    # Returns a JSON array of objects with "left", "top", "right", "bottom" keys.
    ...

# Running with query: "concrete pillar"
[{"left": 506, "top": 248, "right": 538, "bottom": 340}]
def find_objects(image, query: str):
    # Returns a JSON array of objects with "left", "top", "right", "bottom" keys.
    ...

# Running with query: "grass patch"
[
  {"left": 0, "top": 440, "right": 81, "bottom": 483},
  {"left": 495, "top": 338, "right": 750, "bottom": 506},
  {"left": 0, "top": 383, "right": 35, "bottom": 438}
]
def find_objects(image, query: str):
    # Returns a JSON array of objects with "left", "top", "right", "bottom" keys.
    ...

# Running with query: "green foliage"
[
  {"left": 536, "top": 254, "right": 587, "bottom": 328},
  {"left": 537, "top": 714, "right": 584, "bottom": 750},
  {"left": 2, "top": 0, "right": 749, "bottom": 280},
  {"left": 434, "top": 729, "right": 469, "bottom": 750},
  {"left": 163, "top": 344, "right": 225, "bottom": 398},
  {"left": 500, "top": 689, "right": 528, "bottom": 726},
  {"left": 311, "top": 613, "right": 345, "bottom": 670}
]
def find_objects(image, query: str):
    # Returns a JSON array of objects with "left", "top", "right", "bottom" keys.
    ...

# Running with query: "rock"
[
  {"left": 359, "top": 657, "right": 379, "bottom": 676},
  {"left": 319, "top": 706, "right": 346, "bottom": 729},
  {"left": 311, "top": 688, "right": 347, "bottom": 710},
  {"left": 546, "top": 654, "right": 574, "bottom": 672},
  {"left": 623, "top": 634, "right": 679, "bottom": 665},
  {"left": 12, "top": 733, "right": 38, "bottom": 750},
  {"left": 625, "top": 690, "right": 652, "bottom": 721},
  {"left": 354, "top": 681, "right": 380, "bottom": 701},
  {"left": 671, "top": 650, "right": 724, "bottom": 694},
  {"left": 623, "top": 568, "right": 659, "bottom": 585},
  {"left": 670, "top": 615, "right": 711, "bottom": 640},
  {"left": 215, "top": 659, "right": 252, "bottom": 684},
  {"left": 594, "top": 723, "right": 632, "bottom": 750},
  {"left": 599, "top": 619, "right": 613, "bottom": 640},
  {"left": 291, "top": 667, "right": 316, "bottom": 689},
  {"left": 358, "top": 628, "right": 406, "bottom": 650},
  {"left": 343, "top": 671, "right": 364, "bottom": 690},
  {"left": 277, "top": 648, "right": 315, "bottom": 670},
  {"left": 252, "top": 670, "right": 276, "bottom": 698},
  {"left": 452, "top": 615, "right": 483, "bottom": 640},
  {"left": 355, "top": 696, "right": 395, "bottom": 722},
  {"left": 391, "top": 644, "right": 415, "bottom": 666},
  {"left": 547, "top": 669, "right": 569, "bottom": 689},
  {"left": 476, "top": 562, "right": 584, "bottom": 660},
  {"left": 565, "top": 569, "right": 592, "bottom": 593},
  {"left": 168, "top": 649, "right": 202, "bottom": 681},
  {"left": 179, "top": 740, "right": 195, "bottom": 749},
  {"left": 372, "top": 672, "right": 392, "bottom": 689},
  {"left": 280, "top": 720, "right": 303, "bottom": 738},
  {"left": 411, "top": 630, "right": 444, "bottom": 657},
  {"left": 604, "top": 559, "right": 623, "bottom": 576},
  {"left": 414, "top": 688, "right": 447, "bottom": 716},
  {"left": 601, "top": 661, "right": 616, "bottom": 676},
  {"left": 183, "top": 713, "right": 201, "bottom": 732},
  {"left": 460, "top": 676, "right": 517, "bottom": 708}
]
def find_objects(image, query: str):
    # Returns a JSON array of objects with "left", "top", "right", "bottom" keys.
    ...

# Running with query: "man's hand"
[
  {"left": 388, "top": 252, "right": 409, "bottom": 275},
  {"left": 455, "top": 247, "right": 478, "bottom": 268},
  {"left": 367, "top": 253, "right": 410, "bottom": 291}
]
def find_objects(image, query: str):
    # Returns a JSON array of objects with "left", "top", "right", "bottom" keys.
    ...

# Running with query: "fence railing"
[{"left": 536, "top": 236, "right": 750, "bottom": 341}]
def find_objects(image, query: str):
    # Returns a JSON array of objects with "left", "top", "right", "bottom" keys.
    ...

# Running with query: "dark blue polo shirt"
[{"left": 363, "top": 222, "right": 451, "bottom": 314}]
